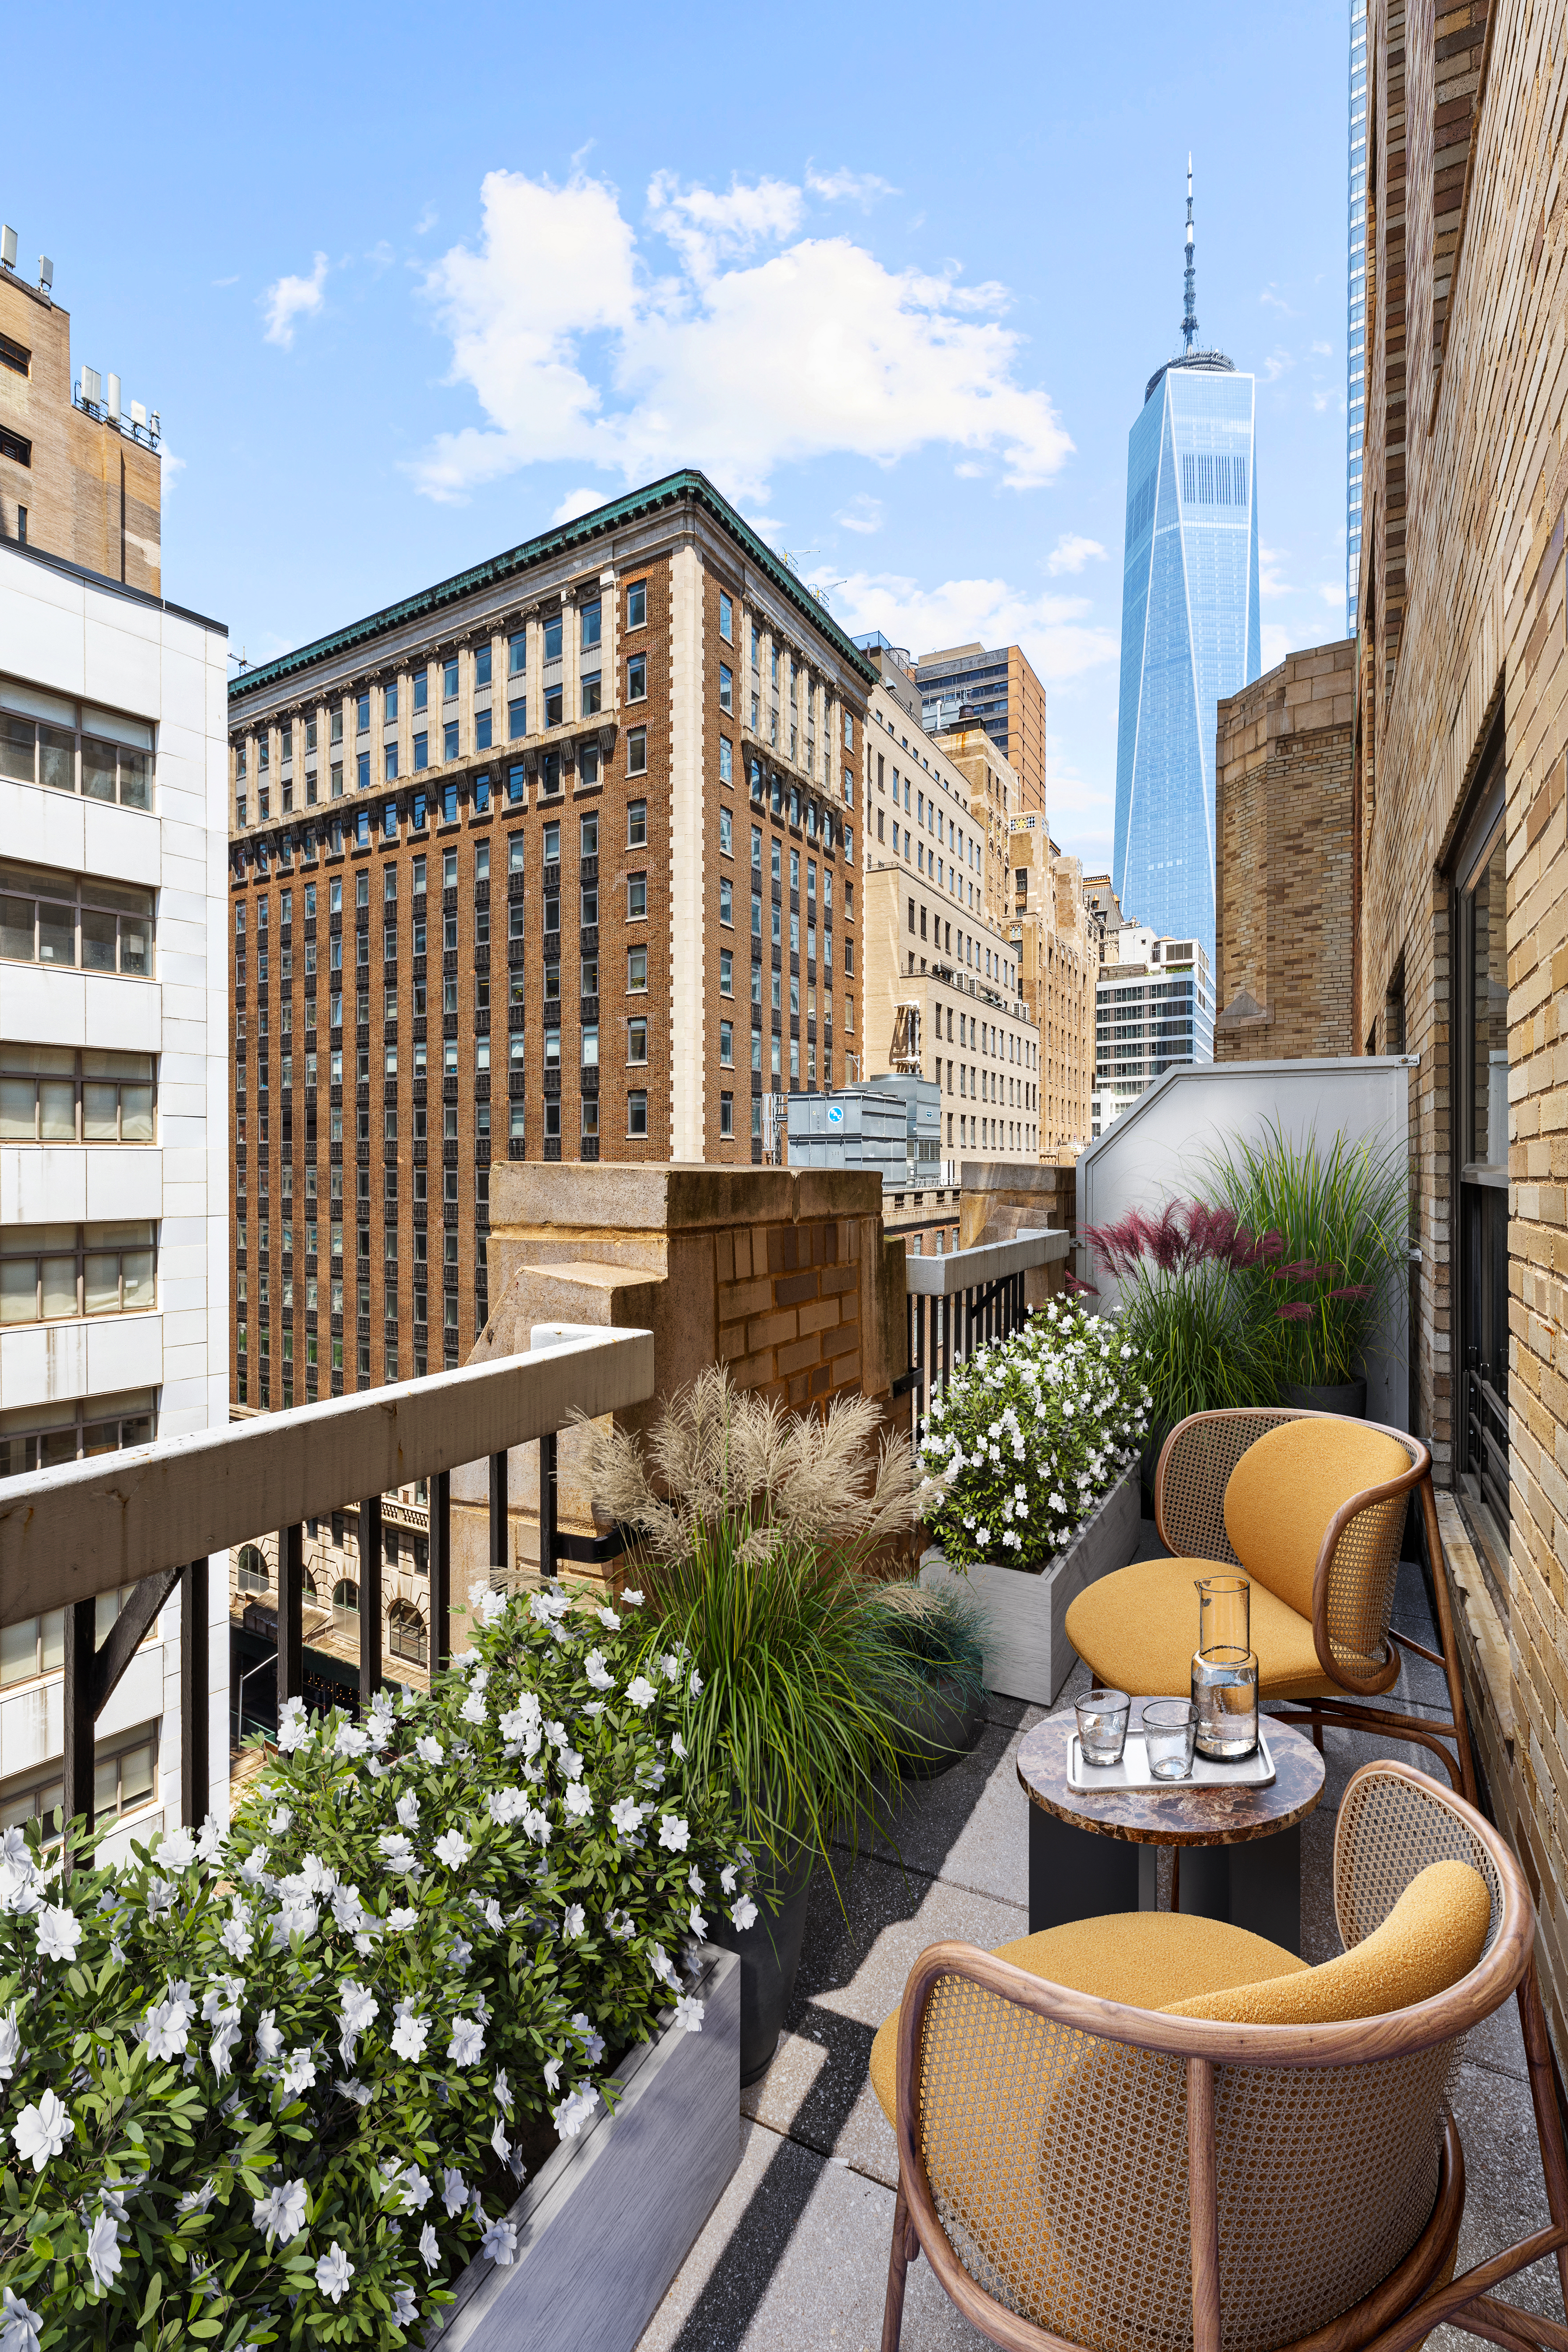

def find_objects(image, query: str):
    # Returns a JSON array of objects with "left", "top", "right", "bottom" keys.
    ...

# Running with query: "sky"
[{"left": 6, "top": 1, "right": 1352, "bottom": 875}]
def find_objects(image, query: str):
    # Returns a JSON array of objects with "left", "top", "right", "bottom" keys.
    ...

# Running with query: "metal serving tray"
[{"left": 1067, "top": 1730, "right": 1277, "bottom": 1794}]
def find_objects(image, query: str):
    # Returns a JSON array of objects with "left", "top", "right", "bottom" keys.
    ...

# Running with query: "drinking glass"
[
  {"left": 1142, "top": 1698, "right": 1198, "bottom": 1781},
  {"left": 1075, "top": 1687, "right": 1130, "bottom": 1766},
  {"left": 1193, "top": 1576, "right": 1259, "bottom": 1760}
]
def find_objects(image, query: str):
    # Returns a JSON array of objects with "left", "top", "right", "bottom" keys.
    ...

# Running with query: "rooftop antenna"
[{"left": 1182, "top": 153, "right": 1199, "bottom": 355}]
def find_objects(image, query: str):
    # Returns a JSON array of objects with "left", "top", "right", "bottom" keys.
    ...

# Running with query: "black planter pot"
[
  {"left": 1282, "top": 1378, "right": 1367, "bottom": 1419},
  {"left": 707, "top": 1845, "right": 814, "bottom": 2085},
  {"left": 893, "top": 1672, "right": 988, "bottom": 1780},
  {"left": 1140, "top": 1420, "right": 1173, "bottom": 1512}
]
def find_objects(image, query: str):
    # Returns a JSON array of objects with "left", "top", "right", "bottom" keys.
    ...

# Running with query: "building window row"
[
  {"left": 0, "top": 1222, "right": 156, "bottom": 1326},
  {"left": 0, "top": 860, "right": 155, "bottom": 978},
  {"left": 0, "top": 1047, "right": 156, "bottom": 1144},
  {"left": 0, "top": 689, "right": 153, "bottom": 810}
]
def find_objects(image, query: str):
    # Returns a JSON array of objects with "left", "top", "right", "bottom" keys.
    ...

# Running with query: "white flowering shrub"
[
  {"left": 0, "top": 1583, "right": 751, "bottom": 2350},
  {"left": 918, "top": 1303, "right": 1152, "bottom": 1571}
]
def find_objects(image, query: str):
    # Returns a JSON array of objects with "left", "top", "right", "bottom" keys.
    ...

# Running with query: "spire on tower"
[{"left": 1182, "top": 153, "right": 1199, "bottom": 354}]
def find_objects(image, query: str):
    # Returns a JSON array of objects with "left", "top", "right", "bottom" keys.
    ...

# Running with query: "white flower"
[
  {"left": 11, "top": 2089, "right": 72, "bottom": 2173},
  {"left": 561, "top": 1904, "right": 586, "bottom": 1940},
  {"left": 176, "top": 2176, "right": 216, "bottom": 2214},
  {"left": 731, "top": 1894, "right": 759, "bottom": 1931},
  {"left": 610, "top": 1796, "right": 644, "bottom": 1836},
  {"left": 493, "top": 2064, "right": 515, "bottom": 2114},
  {"left": 335, "top": 2077, "right": 373, "bottom": 2105},
  {"left": 155, "top": 1826, "right": 198, "bottom": 1871},
  {"left": 143, "top": 1985, "right": 196, "bottom": 2062},
  {"left": 197, "top": 1813, "right": 226, "bottom": 1863},
  {"left": 583, "top": 1648, "right": 614, "bottom": 1692},
  {"left": 401, "top": 2163, "right": 432, "bottom": 2211},
  {"left": 480, "top": 1896, "right": 505, "bottom": 1931},
  {"left": 332, "top": 1882, "right": 370, "bottom": 1934},
  {"left": 658, "top": 1814, "right": 691, "bottom": 1854},
  {"left": 597, "top": 1605, "right": 621, "bottom": 1630},
  {"left": 392, "top": 2288, "right": 418, "bottom": 2328},
  {"left": 626, "top": 1675, "right": 657, "bottom": 1711},
  {"left": 238, "top": 1846, "right": 271, "bottom": 1888},
  {"left": 334, "top": 1721, "right": 369, "bottom": 1759},
  {"left": 276, "top": 1696, "right": 310, "bottom": 1752},
  {"left": 255, "top": 2009, "right": 285, "bottom": 2063},
  {"left": 563, "top": 1783, "right": 593, "bottom": 1821},
  {"left": 251, "top": 2172, "right": 305, "bottom": 2248},
  {"left": 659, "top": 1651, "right": 682, "bottom": 1684},
  {"left": 650, "top": 1945, "right": 680, "bottom": 1990},
  {"left": 490, "top": 2115, "right": 512, "bottom": 2165},
  {"left": 481, "top": 2216, "right": 518, "bottom": 2265},
  {"left": 622, "top": 1587, "right": 645, "bottom": 1606},
  {"left": 378, "top": 1831, "right": 418, "bottom": 1873},
  {"left": 607, "top": 1907, "right": 634, "bottom": 1941},
  {"left": 690, "top": 1669, "right": 704, "bottom": 1697},
  {"left": 279, "top": 2047, "right": 317, "bottom": 2099},
  {"left": 688, "top": 1904, "right": 708, "bottom": 1938},
  {"left": 557, "top": 1745, "right": 584, "bottom": 1782},
  {"left": 674, "top": 1994, "right": 706, "bottom": 2034},
  {"left": 338, "top": 1980, "right": 379, "bottom": 2063},
  {"left": 268, "top": 1805, "right": 293, "bottom": 1834},
  {"left": 448, "top": 2015, "right": 485, "bottom": 2066},
  {"left": 479, "top": 1586, "right": 509, "bottom": 1625},
  {"left": 461, "top": 1689, "right": 489, "bottom": 1725},
  {"left": 553, "top": 2085, "right": 598, "bottom": 2139},
  {"left": 209, "top": 2022, "right": 242, "bottom": 2078},
  {"left": 441, "top": 2166, "right": 468, "bottom": 2218},
  {"left": 720, "top": 1864, "right": 738, "bottom": 1895},
  {"left": 86, "top": 2208, "right": 123, "bottom": 2292},
  {"left": 570, "top": 2010, "right": 606, "bottom": 2064},
  {"left": 315, "top": 2243, "right": 355, "bottom": 2304},
  {"left": 391, "top": 2006, "right": 430, "bottom": 2063},
  {"left": 395, "top": 1790, "right": 421, "bottom": 1830},
  {"left": 433, "top": 1829, "right": 470, "bottom": 1869},
  {"left": 0, "top": 2008, "right": 19, "bottom": 2084},
  {"left": 419, "top": 2221, "right": 440, "bottom": 2271},
  {"left": 0, "top": 2289, "right": 43, "bottom": 2352},
  {"left": 35, "top": 1904, "right": 80, "bottom": 1963},
  {"left": 415, "top": 1736, "right": 445, "bottom": 1765}
]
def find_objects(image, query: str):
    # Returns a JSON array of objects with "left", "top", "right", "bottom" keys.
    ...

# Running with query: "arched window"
[
  {"left": 389, "top": 1602, "right": 427, "bottom": 1668},
  {"left": 332, "top": 1578, "right": 359, "bottom": 1632},
  {"left": 237, "top": 1544, "right": 269, "bottom": 1594}
]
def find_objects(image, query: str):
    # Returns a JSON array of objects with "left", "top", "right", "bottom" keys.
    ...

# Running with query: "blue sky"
[{"left": 8, "top": 1, "right": 1352, "bottom": 872}]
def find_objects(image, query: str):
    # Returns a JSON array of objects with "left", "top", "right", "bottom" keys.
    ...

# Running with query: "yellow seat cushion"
[
  {"left": 1225, "top": 1418, "right": 1412, "bottom": 1619},
  {"left": 868, "top": 1907, "right": 1304, "bottom": 2124},
  {"left": 1166, "top": 1859, "right": 1490, "bottom": 2025},
  {"left": 1065, "top": 1555, "right": 1337, "bottom": 1700}
]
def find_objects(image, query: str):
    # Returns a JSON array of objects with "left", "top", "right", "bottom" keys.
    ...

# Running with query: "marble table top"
[{"left": 1017, "top": 1706, "right": 1327, "bottom": 1847}]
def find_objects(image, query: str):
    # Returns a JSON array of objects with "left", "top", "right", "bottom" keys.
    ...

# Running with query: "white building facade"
[
  {"left": 1091, "top": 926, "right": 1214, "bottom": 1140},
  {"left": 0, "top": 540, "right": 231, "bottom": 1850}
]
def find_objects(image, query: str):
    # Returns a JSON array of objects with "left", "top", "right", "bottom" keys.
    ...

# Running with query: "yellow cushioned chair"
[
  {"left": 1063, "top": 1407, "right": 1476, "bottom": 1800},
  {"left": 875, "top": 1763, "right": 1568, "bottom": 2352}
]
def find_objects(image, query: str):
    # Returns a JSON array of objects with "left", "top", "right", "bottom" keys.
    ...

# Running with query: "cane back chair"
[
  {"left": 879, "top": 1762, "right": 1568, "bottom": 2352},
  {"left": 1063, "top": 1407, "right": 1476, "bottom": 1803}
]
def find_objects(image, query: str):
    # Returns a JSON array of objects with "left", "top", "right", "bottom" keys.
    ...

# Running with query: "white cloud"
[
  {"left": 551, "top": 486, "right": 608, "bottom": 524},
  {"left": 1261, "top": 347, "right": 1294, "bottom": 384},
  {"left": 367, "top": 240, "right": 396, "bottom": 277},
  {"left": 805, "top": 166, "right": 897, "bottom": 206},
  {"left": 410, "top": 169, "right": 1071, "bottom": 509},
  {"left": 1043, "top": 738, "right": 1114, "bottom": 870},
  {"left": 1311, "top": 339, "right": 1333, "bottom": 356},
  {"left": 263, "top": 253, "right": 328, "bottom": 348},
  {"left": 1261, "top": 623, "right": 1293, "bottom": 668},
  {"left": 1046, "top": 534, "right": 1106, "bottom": 577},
  {"left": 1312, "top": 391, "right": 1329, "bottom": 413},
  {"left": 415, "top": 204, "right": 438, "bottom": 236},
  {"left": 1259, "top": 285, "right": 1297, "bottom": 316},
  {"left": 159, "top": 449, "right": 186, "bottom": 495},
  {"left": 1258, "top": 542, "right": 1292, "bottom": 599},
  {"left": 819, "top": 569, "right": 1116, "bottom": 688},
  {"left": 835, "top": 493, "right": 883, "bottom": 535},
  {"left": 1319, "top": 580, "right": 1347, "bottom": 608},
  {"left": 212, "top": 274, "right": 239, "bottom": 289}
]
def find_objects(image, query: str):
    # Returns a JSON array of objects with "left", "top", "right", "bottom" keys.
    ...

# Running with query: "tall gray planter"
[
  {"left": 919, "top": 1462, "right": 1142, "bottom": 1706},
  {"left": 428, "top": 1945, "right": 740, "bottom": 2352}
]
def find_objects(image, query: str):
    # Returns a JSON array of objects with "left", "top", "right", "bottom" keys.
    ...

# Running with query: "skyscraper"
[
  {"left": 1112, "top": 163, "right": 1261, "bottom": 968},
  {"left": 1346, "top": 0, "right": 1368, "bottom": 632}
]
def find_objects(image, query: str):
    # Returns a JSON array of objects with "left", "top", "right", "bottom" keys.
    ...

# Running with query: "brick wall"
[
  {"left": 716, "top": 1214, "right": 863, "bottom": 1405},
  {"left": 1214, "top": 639, "right": 1356, "bottom": 1060}
]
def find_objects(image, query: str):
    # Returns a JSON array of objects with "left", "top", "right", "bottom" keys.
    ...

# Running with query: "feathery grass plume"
[{"left": 1081, "top": 1200, "right": 1277, "bottom": 1426}]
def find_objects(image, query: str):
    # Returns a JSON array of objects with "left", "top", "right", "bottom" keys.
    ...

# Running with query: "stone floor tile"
[
  {"left": 854, "top": 1716, "right": 1034, "bottom": 1903},
  {"left": 792, "top": 1852, "right": 1027, "bottom": 2029}
]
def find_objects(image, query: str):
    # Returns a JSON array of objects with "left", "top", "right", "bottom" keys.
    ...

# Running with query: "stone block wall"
[{"left": 1214, "top": 638, "right": 1356, "bottom": 1061}]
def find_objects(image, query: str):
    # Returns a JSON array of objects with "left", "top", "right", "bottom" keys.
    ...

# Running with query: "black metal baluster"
[
  {"left": 278, "top": 1523, "right": 304, "bottom": 1709},
  {"left": 489, "top": 1449, "right": 508, "bottom": 1590},
  {"left": 430, "top": 1470, "right": 452, "bottom": 1673},
  {"left": 359, "top": 1496, "right": 382, "bottom": 1704},
  {"left": 539, "top": 1434, "right": 558, "bottom": 1581},
  {"left": 62, "top": 1598, "right": 96, "bottom": 1846}
]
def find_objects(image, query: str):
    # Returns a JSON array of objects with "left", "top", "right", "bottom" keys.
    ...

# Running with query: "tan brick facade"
[
  {"left": 1357, "top": 0, "right": 1568, "bottom": 2059},
  {"left": 1008, "top": 818, "right": 1096, "bottom": 1155},
  {"left": 0, "top": 271, "right": 160, "bottom": 591},
  {"left": 1214, "top": 638, "right": 1356, "bottom": 1060}
]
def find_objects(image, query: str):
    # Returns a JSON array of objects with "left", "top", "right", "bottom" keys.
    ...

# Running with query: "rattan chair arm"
[{"left": 1309, "top": 1426, "right": 1431, "bottom": 1694}]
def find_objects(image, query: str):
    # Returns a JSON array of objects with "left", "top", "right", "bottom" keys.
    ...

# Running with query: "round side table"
[{"left": 1016, "top": 1707, "right": 1327, "bottom": 1955}]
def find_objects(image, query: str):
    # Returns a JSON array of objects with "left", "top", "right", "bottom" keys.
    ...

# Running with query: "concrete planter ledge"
[
  {"left": 429, "top": 1944, "right": 740, "bottom": 2351},
  {"left": 919, "top": 1462, "right": 1142, "bottom": 1706}
]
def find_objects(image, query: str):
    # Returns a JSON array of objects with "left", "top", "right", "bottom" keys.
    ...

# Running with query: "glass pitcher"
[{"left": 1192, "top": 1575, "right": 1259, "bottom": 1760}]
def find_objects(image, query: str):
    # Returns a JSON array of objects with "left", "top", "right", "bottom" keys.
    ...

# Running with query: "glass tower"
[
  {"left": 1346, "top": 0, "right": 1368, "bottom": 631},
  {"left": 1113, "top": 163, "right": 1260, "bottom": 969}
]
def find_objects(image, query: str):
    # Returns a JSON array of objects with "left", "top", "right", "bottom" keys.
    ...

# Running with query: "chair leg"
[
  {"left": 883, "top": 2180, "right": 919, "bottom": 2352},
  {"left": 1418, "top": 1472, "right": 1479, "bottom": 1807},
  {"left": 1517, "top": 1963, "right": 1568, "bottom": 2311}
]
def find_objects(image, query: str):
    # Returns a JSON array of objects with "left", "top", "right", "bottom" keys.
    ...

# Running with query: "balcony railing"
[
  {"left": 899, "top": 1228, "right": 1070, "bottom": 1437},
  {"left": 0, "top": 1323, "right": 653, "bottom": 1848}
]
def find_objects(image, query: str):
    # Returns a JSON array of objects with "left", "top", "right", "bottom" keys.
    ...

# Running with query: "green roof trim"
[{"left": 228, "top": 468, "right": 877, "bottom": 706}]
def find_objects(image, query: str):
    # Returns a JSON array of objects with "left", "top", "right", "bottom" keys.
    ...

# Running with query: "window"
[
  {"left": 0, "top": 704, "right": 152, "bottom": 808},
  {"left": 0, "top": 1221, "right": 155, "bottom": 1325},
  {"left": 627, "top": 799, "right": 647, "bottom": 849},
  {"left": 0, "top": 1047, "right": 154, "bottom": 1143},
  {"left": 542, "top": 822, "right": 560, "bottom": 862},
  {"left": 0, "top": 1390, "right": 155, "bottom": 1486},
  {"left": 384, "top": 742, "right": 399, "bottom": 781},
  {"left": 580, "top": 599, "right": 602, "bottom": 651},
  {"left": 413, "top": 731, "right": 428, "bottom": 772},
  {"left": 627, "top": 654, "right": 647, "bottom": 703},
  {"left": 626, "top": 580, "right": 647, "bottom": 630},
  {"left": 719, "top": 1019, "right": 733, "bottom": 1066},
  {"left": 627, "top": 728, "right": 647, "bottom": 777},
  {"left": 581, "top": 881, "right": 598, "bottom": 926},
  {"left": 628, "top": 945, "right": 648, "bottom": 993},
  {"left": 719, "top": 948, "right": 732, "bottom": 995},
  {"left": 443, "top": 658, "right": 459, "bottom": 701},
  {"left": 356, "top": 751, "right": 370, "bottom": 791},
  {"left": 356, "top": 693, "right": 370, "bottom": 735},
  {"left": 718, "top": 736, "right": 732, "bottom": 786},
  {"left": 719, "top": 877, "right": 733, "bottom": 926},
  {"left": 718, "top": 590, "right": 733, "bottom": 641},
  {"left": 475, "top": 645, "right": 492, "bottom": 691},
  {"left": 628, "top": 1089, "right": 648, "bottom": 1137},
  {"left": 581, "top": 671, "right": 601, "bottom": 719},
  {"left": 581, "top": 812, "right": 598, "bottom": 856},
  {"left": 475, "top": 709, "right": 493, "bottom": 752},
  {"left": 719, "top": 1091, "right": 734, "bottom": 1139},
  {"left": 0, "top": 862, "right": 154, "bottom": 976},
  {"left": 543, "top": 612, "right": 563, "bottom": 664},
  {"left": 628, "top": 873, "right": 647, "bottom": 920},
  {"left": 719, "top": 808, "right": 732, "bottom": 858},
  {"left": 443, "top": 723, "right": 459, "bottom": 763},
  {"left": 718, "top": 663, "right": 733, "bottom": 714}
]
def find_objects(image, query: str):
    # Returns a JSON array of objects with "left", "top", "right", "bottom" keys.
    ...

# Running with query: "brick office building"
[{"left": 224, "top": 471, "right": 873, "bottom": 1412}]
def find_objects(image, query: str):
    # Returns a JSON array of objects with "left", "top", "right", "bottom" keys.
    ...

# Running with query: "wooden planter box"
[
  {"left": 919, "top": 1463, "right": 1142, "bottom": 1706},
  {"left": 430, "top": 1944, "right": 740, "bottom": 2352}
]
